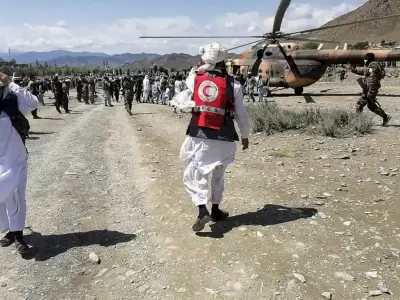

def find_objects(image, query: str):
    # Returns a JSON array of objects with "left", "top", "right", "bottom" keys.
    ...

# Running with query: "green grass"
[
  {"left": 247, "top": 102, "right": 374, "bottom": 138},
  {"left": 267, "top": 151, "right": 296, "bottom": 158}
]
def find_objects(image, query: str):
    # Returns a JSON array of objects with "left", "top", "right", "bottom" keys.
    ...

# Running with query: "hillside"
[
  {"left": 11, "top": 50, "right": 109, "bottom": 64},
  {"left": 126, "top": 53, "right": 200, "bottom": 70},
  {"left": 310, "top": 0, "right": 400, "bottom": 43},
  {"left": 126, "top": 53, "right": 239, "bottom": 70},
  {"left": 43, "top": 53, "right": 160, "bottom": 68}
]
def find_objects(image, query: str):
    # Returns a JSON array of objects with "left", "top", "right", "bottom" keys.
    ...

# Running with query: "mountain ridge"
[
  {"left": 40, "top": 53, "right": 161, "bottom": 68},
  {"left": 125, "top": 53, "right": 240, "bottom": 70},
  {"left": 310, "top": 0, "right": 400, "bottom": 43}
]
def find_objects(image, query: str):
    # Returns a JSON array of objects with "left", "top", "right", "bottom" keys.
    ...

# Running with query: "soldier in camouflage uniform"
[
  {"left": 244, "top": 72, "right": 256, "bottom": 102},
  {"left": 53, "top": 75, "right": 64, "bottom": 113},
  {"left": 349, "top": 53, "right": 391, "bottom": 126},
  {"left": 114, "top": 78, "right": 121, "bottom": 102},
  {"left": 82, "top": 78, "right": 90, "bottom": 105},
  {"left": 76, "top": 78, "right": 83, "bottom": 102},
  {"left": 89, "top": 77, "right": 95, "bottom": 104},
  {"left": 123, "top": 76, "right": 134, "bottom": 115}
]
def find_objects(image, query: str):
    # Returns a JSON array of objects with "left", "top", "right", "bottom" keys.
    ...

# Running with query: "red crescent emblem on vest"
[
  {"left": 202, "top": 85, "right": 211, "bottom": 98},
  {"left": 198, "top": 80, "right": 219, "bottom": 102}
]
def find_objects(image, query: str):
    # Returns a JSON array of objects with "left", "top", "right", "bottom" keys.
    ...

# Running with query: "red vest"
[{"left": 192, "top": 72, "right": 234, "bottom": 130}]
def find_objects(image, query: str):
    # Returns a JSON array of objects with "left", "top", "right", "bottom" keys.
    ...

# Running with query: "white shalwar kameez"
[
  {"left": 0, "top": 83, "right": 39, "bottom": 233},
  {"left": 142, "top": 75, "right": 150, "bottom": 102},
  {"left": 180, "top": 79, "right": 251, "bottom": 206}
]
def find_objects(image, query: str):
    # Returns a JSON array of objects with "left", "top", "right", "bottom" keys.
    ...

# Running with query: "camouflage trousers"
[
  {"left": 83, "top": 94, "right": 89, "bottom": 104},
  {"left": 356, "top": 89, "right": 387, "bottom": 119},
  {"left": 55, "top": 94, "right": 68, "bottom": 112},
  {"left": 89, "top": 91, "right": 94, "bottom": 104},
  {"left": 124, "top": 91, "right": 134, "bottom": 111}
]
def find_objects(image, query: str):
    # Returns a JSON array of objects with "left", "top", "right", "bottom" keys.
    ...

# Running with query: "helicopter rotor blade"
[
  {"left": 272, "top": 0, "right": 292, "bottom": 34},
  {"left": 227, "top": 39, "right": 267, "bottom": 51},
  {"left": 285, "top": 14, "right": 400, "bottom": 35},
  {"left": 281, "top": 36, "right": 338, "bottom": 43},
  {"left": 139, "top": 35, "right": 264, "bottom": 39}
]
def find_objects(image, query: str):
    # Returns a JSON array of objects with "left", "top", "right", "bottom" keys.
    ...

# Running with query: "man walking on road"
[
  {"left": 27, "top": 75, "right": 41, "bottom": 119},
  {"left": 103, "top": 77, "right": 113, "bottom": 107},
  {"left": 179, "top": 43, "right": 251, "bottom": 232},
  {"left": 53, "top": 75, "right": 64, "bottom": 113},
  {"left": 0, "top": 72, "right": 38, "bottom": 256}
]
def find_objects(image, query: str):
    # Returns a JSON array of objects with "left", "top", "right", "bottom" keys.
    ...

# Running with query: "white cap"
[{"left": 199, "top": 42, "right": 227, "bottom": 65}]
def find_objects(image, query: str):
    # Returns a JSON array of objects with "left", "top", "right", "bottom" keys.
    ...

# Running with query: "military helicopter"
[{"left": 140, "top": 0, "right": 400, "bottom": 95}]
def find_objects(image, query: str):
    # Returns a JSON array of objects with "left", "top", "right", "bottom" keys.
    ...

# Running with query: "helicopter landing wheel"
[
  {"left": 294, "top": 87, "right": 303, "bottom": 95},
  {"left": 265, "top": 88, "right": 272, "bottom": 97}
]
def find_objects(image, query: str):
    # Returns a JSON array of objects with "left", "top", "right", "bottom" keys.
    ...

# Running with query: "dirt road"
[{"left": 0, "top": 87, "right": 398, "bottom": 300}]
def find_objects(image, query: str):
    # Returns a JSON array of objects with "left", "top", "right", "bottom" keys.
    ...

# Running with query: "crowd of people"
[{"left": 10, "top": 70, "right": 194, "bottom": 118}]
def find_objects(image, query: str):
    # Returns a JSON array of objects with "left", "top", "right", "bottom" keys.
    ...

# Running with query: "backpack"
[
  {"left": 0, "top": 93, "right": 30, "bottom": 145},
  {"left": 370, "top": 62, "right": 386, "bottom": 80}
]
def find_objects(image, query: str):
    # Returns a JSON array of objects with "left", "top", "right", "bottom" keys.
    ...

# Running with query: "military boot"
[{"left": 382, "top": 115, "right": 392, "bottom": 127}]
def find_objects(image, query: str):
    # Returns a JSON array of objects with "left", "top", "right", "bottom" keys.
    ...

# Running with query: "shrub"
[{"left": 247, "top": 102, "right": 373, "bottom": 137}]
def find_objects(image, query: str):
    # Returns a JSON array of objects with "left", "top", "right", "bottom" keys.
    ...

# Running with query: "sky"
[{"left": 1, "top": 0, "right": 368, "bottom": 55}]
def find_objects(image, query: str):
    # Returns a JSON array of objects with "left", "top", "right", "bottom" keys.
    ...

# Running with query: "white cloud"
[
  {"left": 1, "top": 1, "right": 364, "bottom": 54},
  {"left": 55, "top": 20, "right": 68, "bottom": 27}
]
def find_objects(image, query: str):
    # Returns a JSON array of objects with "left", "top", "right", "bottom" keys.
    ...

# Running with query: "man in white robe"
[
  {"left": 179, "top": 43, "right": 251, "bottom": 232},
  {"left": 0, "top": 72, "right": 38, "bottom": 255},
  {"left": 142, "top": 75, "right": 150, "bottom": 103}
]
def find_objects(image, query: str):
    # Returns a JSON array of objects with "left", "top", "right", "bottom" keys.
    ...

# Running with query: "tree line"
[{"left": 0, "top": 61, "right": 129, "bottom": 77}]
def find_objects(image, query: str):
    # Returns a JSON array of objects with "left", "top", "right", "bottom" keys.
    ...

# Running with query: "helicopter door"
[{"left": 270, "top": 62, "right": 284, "bottom": 79}]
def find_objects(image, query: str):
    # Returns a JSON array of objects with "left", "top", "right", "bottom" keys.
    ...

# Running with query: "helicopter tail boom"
[{"left": 291, "top": 49, "right": 400, "bottom": 64}]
